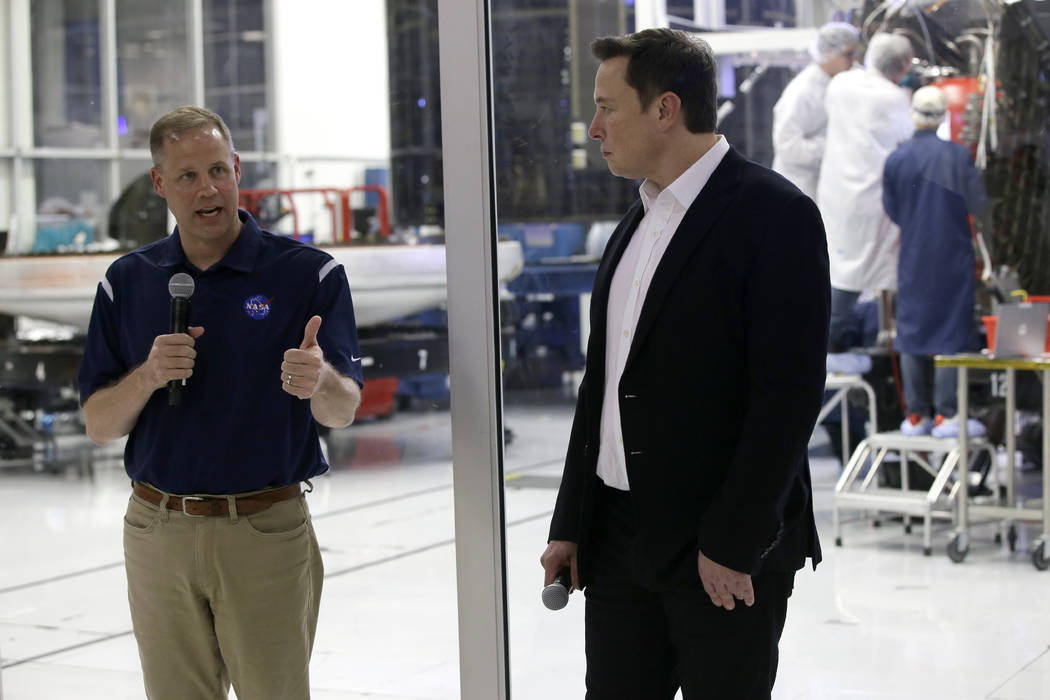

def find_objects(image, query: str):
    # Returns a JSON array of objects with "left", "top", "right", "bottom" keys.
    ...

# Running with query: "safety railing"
[{"left": 238, "top": 185, "right": 391, "bottom": 243}]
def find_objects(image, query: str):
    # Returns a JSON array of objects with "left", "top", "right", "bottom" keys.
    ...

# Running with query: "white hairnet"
[
  {"left": 863, "top": 33, "right": 914, "bottom": 80},
  {"left": 808, "top": 22, "right": 860, "bottom": 63}
]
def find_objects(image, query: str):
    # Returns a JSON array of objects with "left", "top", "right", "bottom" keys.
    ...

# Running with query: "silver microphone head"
[
  {"left": 168, "top": 272, "right": 195, "bottom": 300},
  {"left": 541, "top": 581, "right": 570, "bottom": 611}
]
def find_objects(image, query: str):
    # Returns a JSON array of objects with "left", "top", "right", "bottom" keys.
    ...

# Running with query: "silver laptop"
[{"left": 993, "top": 302, "right": 1049, "bottom": 358}]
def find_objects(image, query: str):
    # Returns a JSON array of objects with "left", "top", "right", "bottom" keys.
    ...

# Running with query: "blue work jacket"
[{"left": 883, "top": 130, "right": 986, "bottom": 355}]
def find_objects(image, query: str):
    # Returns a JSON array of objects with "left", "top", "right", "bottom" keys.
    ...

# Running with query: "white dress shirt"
[{"left": 596, "top": 136, "right": 730, "bottom": 490}]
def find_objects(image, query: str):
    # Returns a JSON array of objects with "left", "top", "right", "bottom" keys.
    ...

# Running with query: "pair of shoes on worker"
[
  {"left": 900, "top": 413, "right": 933, "bottom": 436},
  {"left": 930, "top": 414, "right": 987, "bottom": 439}
]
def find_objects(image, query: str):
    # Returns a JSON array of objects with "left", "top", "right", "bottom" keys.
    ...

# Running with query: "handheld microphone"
[
  {"left": 167, "top": 273, "right": 195, "bottom": 406},
  {"left": 541, "top": 568, "right": 573, "bottom": 611}
]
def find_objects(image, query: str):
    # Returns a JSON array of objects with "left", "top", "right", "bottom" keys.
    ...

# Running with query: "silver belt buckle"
[{"left": 181, "top": 496, "right": 208, "bottom": 517}]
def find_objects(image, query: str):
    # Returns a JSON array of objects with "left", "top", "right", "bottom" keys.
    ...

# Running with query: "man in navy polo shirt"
[{"left": 78, "top": 106, "right": 363, "bottom": 700}]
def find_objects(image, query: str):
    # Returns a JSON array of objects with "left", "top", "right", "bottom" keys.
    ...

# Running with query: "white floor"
[{"left": 2, "top": 399, "right": 1050, "bottom": 699}]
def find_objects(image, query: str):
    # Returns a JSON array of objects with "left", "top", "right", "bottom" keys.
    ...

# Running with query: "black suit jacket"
[{"left": 549, "top": 146, "right": 830, "bottom": 589}]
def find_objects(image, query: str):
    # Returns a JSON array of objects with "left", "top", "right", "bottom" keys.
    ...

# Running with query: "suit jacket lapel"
[{"left": 623, "top": 147, "right": 743, "bottom": 372}]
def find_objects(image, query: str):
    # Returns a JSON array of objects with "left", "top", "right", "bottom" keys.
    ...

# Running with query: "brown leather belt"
[{"left": 132, "top": 482, "right": 302, "bottom": 517}]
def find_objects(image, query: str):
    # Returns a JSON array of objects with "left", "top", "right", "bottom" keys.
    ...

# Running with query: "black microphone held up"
[
  {"left": 541, "top": 567, "right": 573, "bottom": 611},
  {"left": 167, "top": 273, "right": 195, "bottom": 406}
]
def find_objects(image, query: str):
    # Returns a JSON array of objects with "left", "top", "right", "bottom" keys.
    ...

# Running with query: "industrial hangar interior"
[{"left": 1, "top": 0, "right": 1050, "bottom": 698}]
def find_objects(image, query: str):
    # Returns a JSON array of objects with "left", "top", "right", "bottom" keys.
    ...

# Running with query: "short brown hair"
[
  {"left": 591, "top": 28, "right": 718, "bottom": 134},
  {"left": 149, "top": 106, "right": 235, "bottom": 168}
]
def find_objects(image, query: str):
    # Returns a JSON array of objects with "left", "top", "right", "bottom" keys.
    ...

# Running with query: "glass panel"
[
  {"left": 492, "top": 4, "right": 808, "bottom": 695},
  {"left": 491, "top": 2, "right": 1050, "bottom": 699},
  {"left": 116, "top": 0, "right": 191, "bottom": 149},
  {"left": 32, "top": 159, "right": 109, "bottom": 253},
  {"left": 31, "top": 1, "right": 104, "bottom": 148},
  {"left": 204, "top": 0, "right": 270, "bottom": 152},
  {"left": 236, "top": 158, "right": 278, "bottom": 190},
  {"left": 388, "top": 0, "right": 443, "bottom": 230},
  {"left": 491, "top": 2, "right": 628, "bottom": 697},
  {"left": 0, "top": 3, "right": 460, "bottom": 699},
  {"left": 112, "top": 159, "right": 169, "bottom": 249}
]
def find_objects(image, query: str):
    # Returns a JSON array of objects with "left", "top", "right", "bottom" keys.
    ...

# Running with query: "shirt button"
[
  {"left": 633, "top": 280, "right": 640, "bottom": 287},
  {"left": 623, "top": 330, "right": 629, "bottom": 338}
]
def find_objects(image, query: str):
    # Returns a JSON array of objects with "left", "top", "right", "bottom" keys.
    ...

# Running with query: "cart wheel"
[
  {"left": 1007, "top": 526, "right": 1018, "bottom": 552},
  {"left": 994, "top": 532, "right": 1002, "bottom": 544},
  {"left": 904, "top": 523, "right": 912, "bottom": 535},
  {"left": 947, "top": 534, "right": 968, "bottom": 563},
  {"left": 1032, "top": 542, "right": 1050, "bottom": 571},
  {"left": 923, "top": 546, "right": 932, "bottom": 556},
  {"left": 835, "top": 537, "right": 842, "bottom": 547},
  {"left": 872, "top": 519, "right": 881, "bottom": 528}
]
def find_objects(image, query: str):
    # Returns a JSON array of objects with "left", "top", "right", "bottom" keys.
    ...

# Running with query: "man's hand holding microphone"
[
  {"left": 141, "top": 326, "right": 205, "bottom": 400},
  {"left": 540, "top": 540, "right": 579, "bottom": 610}
]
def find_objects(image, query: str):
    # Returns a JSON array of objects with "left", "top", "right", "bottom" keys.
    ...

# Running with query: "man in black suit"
[{"left": 540, "top": 29, "right": 830, "bottom": 699}]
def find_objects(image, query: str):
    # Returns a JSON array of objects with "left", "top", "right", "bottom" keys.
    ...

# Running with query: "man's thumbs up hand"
[
  {"left": 300, "top": 315, "right": 322, "bottom": 350},
  {"left": 281, "top": 315, "right": 327, "bottom": 398}
]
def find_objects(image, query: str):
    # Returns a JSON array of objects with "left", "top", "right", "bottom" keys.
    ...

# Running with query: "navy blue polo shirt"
[{"left": 78, "top": 210, "right": 364, "bottom": 494}]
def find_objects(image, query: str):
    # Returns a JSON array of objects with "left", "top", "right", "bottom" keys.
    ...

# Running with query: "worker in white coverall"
[
  {"left": 771, "top": 22, "right": 860, "bottom": 200},
  {"left": 817, "top": 32, "right": 915, "bottom": 353}
]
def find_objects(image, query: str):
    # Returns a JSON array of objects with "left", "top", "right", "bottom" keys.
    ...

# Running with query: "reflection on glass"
[
  {"left": 388, "top": 0, "right": 443, "bottom": 228},
  {"left": 32, "top": 159, "right": 108, "bottom": 253},
  {"left": 204, "top": 0, "right": 270, "bottom": 152},
  {"left": 487, "top": 3, "right": 1050, "bottom": 699},
  {"left": 491, "top": 0, "right": 635, "bottom": 223},
  {"left": 31, "top": 1, "right": 104, "bottom": 148},
  {"left": 237, "top": 158, "right": 278, "bottom": 190},
  {"left": 491, "top": 2, "right": 810, "bottom": 697},
  {"left": 112, "top": 160, "right": 168, "bottom": 249},
  {"left": 116, "top": 0, "right": 190, "bottom": 149},
  {"left": 491, "top": 3, "right": 639, "bottom": 697}
]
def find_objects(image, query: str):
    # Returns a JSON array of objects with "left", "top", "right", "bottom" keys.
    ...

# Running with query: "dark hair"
[
  {"left": 149, "top": 106, "right": 235, "bottom": 168},
  {"left": 591, "top": 28, "right": 717, "bottom": 133}
]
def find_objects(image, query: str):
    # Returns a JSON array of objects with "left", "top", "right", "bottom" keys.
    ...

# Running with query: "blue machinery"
[{"left": 499, "top": 223, "right": 598, "bottom": 390}]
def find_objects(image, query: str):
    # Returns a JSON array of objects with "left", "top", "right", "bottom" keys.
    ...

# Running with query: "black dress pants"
[{"left": 584, "top": 482, "right": 793, "bottom": 700}]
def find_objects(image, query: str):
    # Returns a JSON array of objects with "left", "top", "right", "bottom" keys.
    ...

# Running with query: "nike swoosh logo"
[{"left": 351, "top": 355, "right": 363, "bottom": 362}]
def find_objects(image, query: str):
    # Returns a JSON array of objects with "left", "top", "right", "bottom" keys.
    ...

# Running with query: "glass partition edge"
[{"left": 438, "top": 0, "right": 511, "bottom": 698}]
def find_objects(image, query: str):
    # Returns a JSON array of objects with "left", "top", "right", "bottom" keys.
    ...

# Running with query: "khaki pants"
[{"left": 123, "top": 487, "right": 323, "bottom": 700}]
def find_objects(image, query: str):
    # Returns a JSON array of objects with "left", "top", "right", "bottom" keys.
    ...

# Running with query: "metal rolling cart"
[{"left": 936, "top": 354, "right": 1050, "bottom": 569}]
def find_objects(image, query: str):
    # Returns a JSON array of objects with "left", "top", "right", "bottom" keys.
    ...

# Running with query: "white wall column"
[
  {"left": 633, "top": 0, "right": 667, "bottom": 31},
  {"left": 187, "top": 0, "right": 205, "bottom": 107},
  {"left": 796, "top": 0, "right": 832, "bottom": 28},
  {"left": 269, "top": 0, "right": 390, "bottom": 189},
  {"left": 0, "top": 0, "right": 13, "bottom": 251},
  {"left": 100, "top": 0, "right": 120, "bottom": 236},
  {"left": 8, "top": 0, "right": 36, "bottom": 252},
  {"left": 694, "top": 0, "right": 725, "bottom": 29}
]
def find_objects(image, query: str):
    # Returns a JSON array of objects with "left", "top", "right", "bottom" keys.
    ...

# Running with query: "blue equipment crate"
[
  {"left": 33, "top": 218, "right": 94, "bottom": 252},
  {"left": 498, "top": 222, "right": 584, "bottom": 263}
]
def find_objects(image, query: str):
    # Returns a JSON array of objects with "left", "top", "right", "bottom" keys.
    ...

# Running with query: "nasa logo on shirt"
[{"left": 244, "top": 294, "right": 273, "bottom": 320}]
